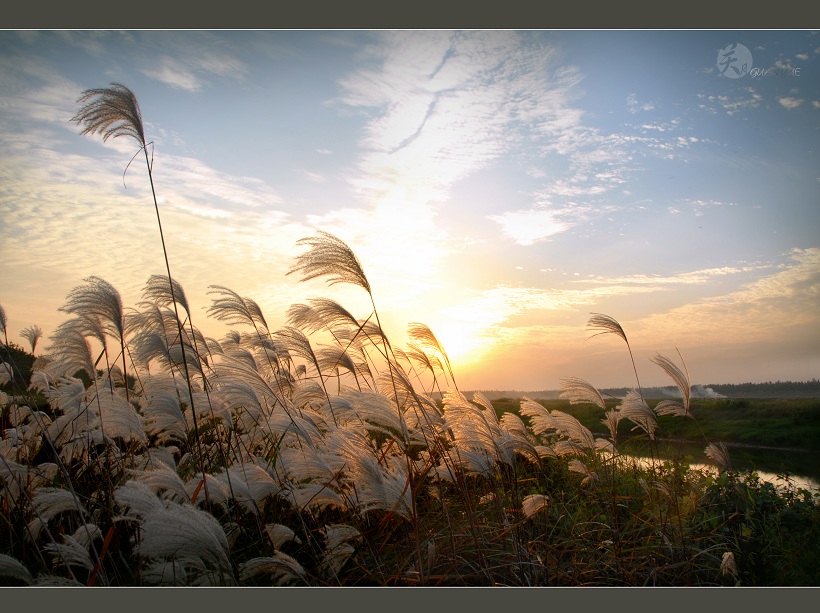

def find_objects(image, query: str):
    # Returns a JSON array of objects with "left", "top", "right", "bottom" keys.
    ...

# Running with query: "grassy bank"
[{"left": 489, "top": 397, "right": 820, "bottom": 452}]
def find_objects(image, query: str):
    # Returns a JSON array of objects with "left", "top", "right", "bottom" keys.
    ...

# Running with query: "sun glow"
[{"left": 431, "top": 322, "right": 493, "bottom": 368}]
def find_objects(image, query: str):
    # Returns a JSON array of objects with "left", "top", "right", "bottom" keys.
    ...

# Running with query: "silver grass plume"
[
  {"left": 60, "top": 276, "right": 130, "bottom": 402},
  {"left": 587, "top": 313, "right": 644, "bottom": 398},
  {"left": 284, "top": 481, "right": 346, "bottom": 513},
  {"left": 72, "top": 82, "right": 145, "bottom": 144},
  {"left": 129, "top": 463, "right": 189, "bottom": 503},
  {"left": 44, "top": 533, "right": 96, "bottom": 573},
  {"left": 548, "top": 411, "right": 596, "bottom": 450},
  {"left": 402, "top": 344, "right": 444, "bottom": 381},
  {"left": 338, "top": 389, "right": 407, "bottom": 441},
  {"left": 602, "top": 408, "right": 621, "bottom": 444},
  {"left": 518, "top": 397, "right": 554, "bottom": 437},
  {"left": 0, "top": 361, "right": 12, "bottom": 386},
  {"left": 207, "top": 285, "right": 269, "bottom": 330},
  {"left": 28, "top": 487, "right": 87, "bottom": 540},
  {"left": 87, "top": 384, "right": 146, "bottom": 444},
  {"left": 140, "top": 559, "right": 188, "bottom": 586},
  {"left": 21, "top": 325, "right": 43, "bottom": 354},
  {"left": 408, "top": 322, "right": 457, "bottom": 388},
  {"left": 651, "top": 352, "right": 691, "bottom": 415},
  {"left": 0, "top": 553, "right": 34, "bottom": 586},
  {"left": 568, "top": 458, "right": 597, "bottom": 486},
  {"left": 239, "top": 553, "right": 307, "bottom": 586},
  {"left": 618, "top": 389, "right": 658, "bottom": 440},
  {"left": 321, "top": 524, "right": 361, "bottom": 580},
  {"left": 139, "top": 380, "right": 189, "bottom": 445},
  {"left": 0, "top": 304, "right": 8, "bottom": 344},
  {"left": 720, "top": 551, "right": 739, "bottom": 584},
  {"left": 442, "top": 391, "right": 511, "bottom": 471},
  {"left": 114, "top": 480, "right": 233, "bottom": 580},
  {"left": 0, "top": 459, "right": 59, "bottom": 503},
  {"left": 60, "top": 276, "right": 126, "bottom": 348},
  {"left": 288, "top": 230, "right": 371, "bottom": 295},
  {"left": 265, "top": 523, "right": 301, "bottom": 549},
  {"left": 42, "top": 322, "right": 96, "bottom": 381},
  {"left": 316, "top": 345, "right": 363, "bottom": 385},
  {"left": 143, "top": 274, "right": 191, "bottom": 319},
  {"left": 559, "top": 377, "right": 606, "bottom": 410},
  {"left": 705, "top": 442, "right": 732, "bottom": 471},
  {"left": 287, "top": 297, "right": 360, "bottom": 335},
  {"left": 521, "top": 494, "right": 550, "bottom": 519}
]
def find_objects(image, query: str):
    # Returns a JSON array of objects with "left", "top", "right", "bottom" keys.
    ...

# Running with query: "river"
[{"left": 617, "top": 438, "right": 820, "bottom": 493}]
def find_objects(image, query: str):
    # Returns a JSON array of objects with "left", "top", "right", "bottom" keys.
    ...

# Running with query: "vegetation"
[
  {"left": 489, "top": 397, "right": 820, "bottom": 452},
  {"left": 1, "top": 84, "right": 818, "bottom": 587}
]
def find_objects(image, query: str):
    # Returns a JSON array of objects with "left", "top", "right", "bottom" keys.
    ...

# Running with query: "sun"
[{"left": 430, "top": 323, "right": 489, "bottom": 369}]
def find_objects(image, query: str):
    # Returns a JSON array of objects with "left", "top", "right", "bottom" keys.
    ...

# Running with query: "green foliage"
[
  {"left": 0, "top": 342, "right": 36, "bottom": 392},
  {"left": 699, "top": 471, "right": 820, "bottom": 585}
]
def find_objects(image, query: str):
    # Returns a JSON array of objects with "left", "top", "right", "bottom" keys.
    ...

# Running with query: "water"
[{"left": 617, "top": 438, "right": 820, "bottom": 494}]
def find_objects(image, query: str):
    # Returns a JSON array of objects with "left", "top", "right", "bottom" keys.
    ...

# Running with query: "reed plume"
[
  {"left": 20, "top": 325, "right": 43, "bottom": 354},
  {"left": 288, "top": 231, "right": 371, "bottom": 294},
  {"left": 559, "top": 377, "right": 606, "bottom": 410},
  {"left": 651, "top": 351, "right": 691, "bottom": 416},
  {"left": 587, "top": 313, "right": 643, "bottom": 398},
  {"left": 408, "top": 322, "right": 458, "bottom": 390},
  {"left": 0, "top": 304, "right": 8, "bottom": 345}
]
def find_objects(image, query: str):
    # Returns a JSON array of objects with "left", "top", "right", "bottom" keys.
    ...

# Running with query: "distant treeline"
[
  {"left": 471, "top": 379, "right": 820, "bottom": 401},
  {"left": 703, "top": 380, "right": 820, "bottom": 398}
]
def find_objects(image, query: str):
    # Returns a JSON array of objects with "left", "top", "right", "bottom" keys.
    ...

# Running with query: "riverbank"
[{"left": 490, "top": 396, "right": 820, "bottom": 484}]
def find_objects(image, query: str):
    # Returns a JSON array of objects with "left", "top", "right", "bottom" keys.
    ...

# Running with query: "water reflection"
[
  {"left": 626, "top": 455, "right": 820, "bottom": 493},
  {"left": 616, "top": 438, "right": 820, "bottom": 493}
]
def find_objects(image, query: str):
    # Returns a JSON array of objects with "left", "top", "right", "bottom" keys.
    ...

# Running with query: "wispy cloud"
[
  {"left": 337, "top": 31, "right": 584, "bottom": 203},
  {"left": 627, "top": 93, "right": 655, "bottom": 113},
  {"left": 635, "top": 248, "right": 820, "bottom": 344},
  {"left": 487, "top": 209, "right": 572, "bottom": 245},
  {"left": 136, "top": 34, "right": 247, "bottom": 92},
  {"left": 697, "top": 88, "right": 763, "bottom": 116},
  {"left": 574, "top": 265, "right": 764, "bottom": 286},
  {"left": 778, "top": 96, "right": 804, "bottom": 110}
]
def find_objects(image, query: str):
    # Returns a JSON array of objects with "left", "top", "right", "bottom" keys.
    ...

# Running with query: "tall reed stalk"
[{"left": 72, "top": 83, "right": 208, "bottom": 495}]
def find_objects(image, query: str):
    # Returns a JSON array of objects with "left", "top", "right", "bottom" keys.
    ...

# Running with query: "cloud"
[
  {"left": 132, "top": 33, "right": 247, "bottom": 92},
  {"left": 634, "top": 248, "right": 820, "bottom": 345},
  {"left": 337, "top": 31, "right": 584, "bottom": 205},
  {"left": 627, "top": 93, "right": 655, "bottom": 113},
  {"left": 296, "top": 170, "right": 327, "bottom": 183},
  {"left": 697, "top": 89, "right": 763, "bottom": 116},
  {"left": 487, "top": 209, "right": 572, "bottom": 245},
  {"left": 141, "top": 53, "right": 247, "bottom": 92},
  {"left": 574, "top": 265, "right": 763, "bottom": 286},
  {"left": 778, "top": 96, "right": 804, "bottom": 110}
]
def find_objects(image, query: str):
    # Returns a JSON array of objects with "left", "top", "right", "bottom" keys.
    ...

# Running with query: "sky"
[{"left": 1, "top": 30, "right": 818, "bottom": 391}]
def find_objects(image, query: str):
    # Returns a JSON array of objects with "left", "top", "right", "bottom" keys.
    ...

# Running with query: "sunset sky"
[{"left": 1, "top": 30, "right": 818, "bottom": 391}]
